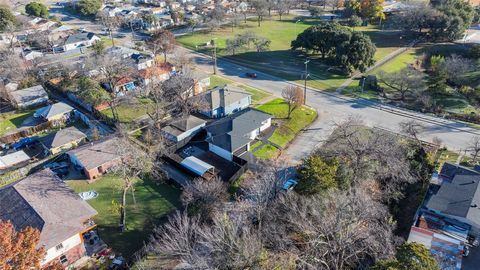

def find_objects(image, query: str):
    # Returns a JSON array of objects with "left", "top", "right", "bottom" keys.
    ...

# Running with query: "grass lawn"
[
  {"left": 178, "top": 16, "right": 412, "bottom": 91},
  {"left": 66, "top": 174, "right": 181, "bottom": 257},
  {"left": 101, "top": 98, "right": 152, "bottom": 123},
  {"left": 256, "top": 98, "right": 317, "bottom": 148},
  {"left": 208, "top": 75, "right": 271, "bottom": 102},
  {"left": 0, "top": 110, "right": 35, "bottom": 136},
  {"left": 253, "top": 144, "right": 280, "bottom": 159}
]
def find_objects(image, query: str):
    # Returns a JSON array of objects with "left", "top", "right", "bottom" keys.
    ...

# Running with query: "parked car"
[
  {"left": 246, "top": 72, "right": 257, "bottom": 78},
  {"left": 282, "top": 179, "right": 298, "bottom": 191},
  {"left": 109, "top": 256, "right": 125, "bottom": 270}
]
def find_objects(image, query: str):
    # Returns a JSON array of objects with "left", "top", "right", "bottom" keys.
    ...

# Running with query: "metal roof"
[{"left": 180, "top": 156, "right": 214, "bottom": 176}]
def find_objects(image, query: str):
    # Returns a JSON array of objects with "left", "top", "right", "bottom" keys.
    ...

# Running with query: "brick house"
[
  {"left": 0, "top": 169, "right": 97, "bottom": 268},
  {"left": 67, "top": 138, "right": 122, "bottom": 181}
]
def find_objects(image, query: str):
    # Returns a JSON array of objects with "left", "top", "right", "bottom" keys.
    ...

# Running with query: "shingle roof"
[
  {"left": 0, "top": 150, "right": 31, "bottom": 169},
  {"left": 35, "top": 102, "right": 74, "bottom": 120},
  {"left": 64, "top": 32, "right": 96, "bottom": 45},
  {"left": 10, "top": 85, "right": 48, "bottom": 104},
  {"left": 67, "top": 138, "right": 121, "bottom": 170},
  {"left": 205, "top": 108, "right": 272, "bottom": 152},
  {"left": 162, "top": 115, "right": 206, "bottom": 137},
  {"left": 426, "top": 165, "right": 480, "bottom": 224},
  {"left": 0, "top": 169, "right": 97, "bottom": 249},
  {"left": 39, "top": 126, "right": 87, "bottom": 149},
  {"left": 204, "top": 85, "right": 251, "bottom": 111}
]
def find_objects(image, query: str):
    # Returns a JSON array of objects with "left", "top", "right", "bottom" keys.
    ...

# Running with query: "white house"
[
  {"left": 205, "top": 108, "right": 272, "bottom": 160},
  {"left": 62, "top": 32, "right": 100, "bottom": 52},
  {"left": 200, "top": 84, "right": 251, "bottom": 118}
]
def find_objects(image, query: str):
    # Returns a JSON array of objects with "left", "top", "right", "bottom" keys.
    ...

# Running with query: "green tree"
[
  {"left": 430, "top": 0, "right": 474, "bottom": 41},
  {"left": 372, "top": 242, "right": 440, "bottom": 270},
  {"left": 296, "top": 155, "right": 339, "bottom": 195},
  {"left": 25, "top": 2, "right": 49, "bottom": 18},
  {"left": 336, "top": 31, "right": 376, "bottom": 73},
  {"left": 92, "top": 40, "right": 106, "bottom": 56},
  {"left": 0, "top": 6, "right": 16, "bottom": 31},
  {"left": 470, "top": 44, "right": 480, "bottom": 59},
  {"left": 348, "top": 15, "right": 363, "bottom": 28},
  {"left": 76, "top": 0, "right": 102, "bottom": 16},
  {"left": 427, "top": 68, "right": 448, "bottom": 97},
  {"left": 77, "top": 76, "right": 111, "bottom": 106}
]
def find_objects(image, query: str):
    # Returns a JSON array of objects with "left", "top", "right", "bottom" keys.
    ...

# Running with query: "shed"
[
  {"left": 180, "top": 156, "right": 214, "bottom": 176},
  {"left": 0, "top": 150, "right": 31, "bottom": 170}
]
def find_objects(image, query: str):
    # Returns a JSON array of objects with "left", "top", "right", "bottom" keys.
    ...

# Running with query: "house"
[
  {"left": 0, "top": 150, "right": 31, "bottom": 170},
  {"left": 9, "top": 85, "right": 49, "bottom": 109},
  {"left": 162, "top": 115, "right": 207, "bottom": 142},
  {"left": 34, "top": 102, "right": 75, "bottom": 122},
  {"left": 424, "top": 163, "right": 480, "bottom": 235},
  {"left": 200, "top": 84, "right": 252, "bottom": 118},
  {"left": 62, "top": 32, "right": 100, "bottom": 52},
  {"left": 67, "top": 138, "right": 122, "bottom": 181},
  {"left": 106, "top": 46, "right": 154, "bottom": 70},
  {"left": 111, "top": 76, "right": 136, "bottom": 93},
  {"left": 0, "top": 169, "right": 97, "bottom": 268},
  {"left": 131, "top": 53, "right": 154, "bottom": 70},
  {"left": 39, "top": 126, "right": 87, "bottom": 155},
  {"left": 205, "top": 108, "right": 272, "bottom": 160},
  {"left": 190, "top": 70, "right": 211, "bottom": 95},
  {"left": 22, "top": 49, "right": 44, "bottom": 61},
  {"left": 101, "top": 6, "right": 123, "bottom": 17},
  {"left": 138, "top": 63, "right": 174, "bottom": 85}
]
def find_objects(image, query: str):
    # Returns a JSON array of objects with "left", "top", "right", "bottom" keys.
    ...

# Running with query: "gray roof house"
[
  {"left": 62, "top": 32, "right": 100, "bottom": 52},
  {"left": 425, "top": 163, "right": 480, "bottom": 234},
  {"left": 205, "top": 108, "right": 272, "bottom": 160},
  {"left": 0, "top": 169, "right": 97, "bottom": 267},
  {"left": 162, "top": 115, "right": 207, "bottom": 142},
  {"left": 9, "top": 85, "right": 49, "bottom": 109},
  {"left": 39, "top": 126, "right": 87, "bottom": 154},
  {"left": 34, "top": 102, "right": 75, "bottom": 121},
  {"left": 200, "top": 84, "right": 252, "bottom": 118}
]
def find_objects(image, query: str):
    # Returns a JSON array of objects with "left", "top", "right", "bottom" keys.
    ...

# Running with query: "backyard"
[
  {"left": 252, "top": 98, "right": 317, "bottom": 159},
  {"left": 101, "top": 97, "right": 153, "bottom": 123},
  {"left": 0, "top": 110, "right": 35, "bottom": 136},
  {"left": 178, "top": 16, "right": 413, "bottom": 91},
  {"left": 66, "top": 174, "right": 181, "bottom": 257}
]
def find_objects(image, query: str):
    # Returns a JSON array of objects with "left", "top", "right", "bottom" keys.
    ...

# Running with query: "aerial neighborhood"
[{"left": 2, "top": 0, "right": 480, "bottom": 269}]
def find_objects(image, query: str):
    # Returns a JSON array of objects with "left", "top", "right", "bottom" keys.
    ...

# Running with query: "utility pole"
[
  {"left": 212, "top": 38, "right": 217, "bottom": 75},
  {"left": 304, "top": 59, "right": 309, "bottom": 105}
]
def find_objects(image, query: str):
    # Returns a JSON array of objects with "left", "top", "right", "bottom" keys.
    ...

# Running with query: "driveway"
[{"left": 176, "top": 47, "right": 480, "bottom": 163}]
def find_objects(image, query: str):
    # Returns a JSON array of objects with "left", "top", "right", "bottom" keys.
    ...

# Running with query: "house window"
[
  {"left": 55, "top": 243, "right": 64, "bottom": 251},
  {"left": 59, "top": 255, "right": 68, "bottom": 264}
]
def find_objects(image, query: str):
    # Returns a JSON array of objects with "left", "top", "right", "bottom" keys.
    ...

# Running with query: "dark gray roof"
[
  {"left": 205, "top": 108, "right": 272, "bottom": 152},
  {"left": 39, "top": 126, "right": 86, "bottom": 149},
  {"left": 440, "top": 162, "right": 480, "bottom": 180},
  {"left": 0, "top": 169, "right": 97, "bottom": 249},
  {"left": 426, "top": 165, "right": 480, "bottom": 224},
  {"left": 64, "top": 32, "right": 96, "bottom": 45},
  {"left": 204, "top": 84, "right": 251, "bottom": 110},
  {"left": 162, "top": 115, "right": 206, "bottom": 136}
]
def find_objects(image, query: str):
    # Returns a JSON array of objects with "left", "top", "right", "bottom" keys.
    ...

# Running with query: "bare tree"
[
  {"left": 282, "top": 85, "right": 304, "bottom": 118},
  {"left": 264, "top": 189, "right": 395, "bottom": 269},
  {"left": 0, "top": 49, "right": 29, "bottom": 82},
  {"left": 113, "top": 136, "right": 153, "bottom": 232},
  {"left": 172, "top": 48, "right": 192, "bottom": 72},
  {"left": 97, "top": 13, "right": 122, "bottom": 47},
  {"left": 181, "top": 177, "right": 229, "bottom": 221},
  {"left": 147, "top": 30, "right": 176, "bottom": 63},
  {"left": 378, "top": 67, "right": 425, "bottom": 101},
  {"left": 399, "top": 120, "right": 424, "bottom": 144},
  {"left": 318, "top": 117, "right": 415, "bottom": 201},
  {"left": 444, "top": 54, "right": 475, "bottom": 86},
  {"left": 468, "top": 136, "right": 480, "bottom": 163},
  {"left": 276, "top": 0, "right": 290, "bottom": 20},
  {"left": 251, "top": 0, "right": 268, "bottom": 27},
  {"left": 237, "top": 1, "right": 249, "bottom": 23}
]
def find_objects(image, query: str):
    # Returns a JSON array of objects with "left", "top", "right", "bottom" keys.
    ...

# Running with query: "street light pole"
[{"left": 304, "top": 59, "right": 309, "bottom": 105}]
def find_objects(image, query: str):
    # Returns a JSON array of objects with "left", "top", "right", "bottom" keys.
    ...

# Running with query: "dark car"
[{"left": 246, "top": 72, "right": 257, "bottom": 78}]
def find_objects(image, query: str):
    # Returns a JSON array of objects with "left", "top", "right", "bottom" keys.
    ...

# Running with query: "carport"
[{"left": 180, "top": 156, "right": 214, "bottom": 176}]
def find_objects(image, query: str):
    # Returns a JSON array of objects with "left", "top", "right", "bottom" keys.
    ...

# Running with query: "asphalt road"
[{"left": 179, "top": 47, "right": 480, "bottom": 163}]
